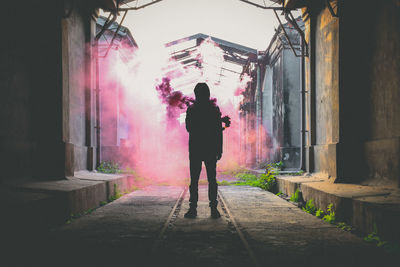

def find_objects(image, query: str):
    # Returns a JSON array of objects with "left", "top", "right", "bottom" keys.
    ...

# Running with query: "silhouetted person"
[{"left": 184, "top": 83, "right": 223, "bottom": 219}]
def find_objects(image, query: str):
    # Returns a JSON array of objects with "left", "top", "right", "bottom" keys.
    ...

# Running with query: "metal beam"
[
  {"left": 165, "top": 33, "right": 257, "bottom": 55},
  {"left": 118, "top": 0, "right": 164, "bottom": 11},
  {"left": 273, "top": 9, "right": 304, "bottom": 57},
  {"left": 238, "top": 0, "right": 284, "bottom": 10}
]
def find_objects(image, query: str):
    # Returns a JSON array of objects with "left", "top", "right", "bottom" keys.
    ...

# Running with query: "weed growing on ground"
[
  {"left": 217, "top": 180, "right": 232, "bottom": 186},
  {"left": 364, "top": 223, "right": 386, "bottom": 247},
  {"left": 300, "top": 200, "right": 349, "bottom": 230},
  {"left": 108, "top": 184, "right": 123, "bottom": 202},
  {"left": 258, "top": 172, "right": 277, "bottom": 191},
  {"left": 336, "top": 222, "right": 353, "bottom": 231},
  {"left": 233, "top": 172, "right": 277, "bottom": 192},
  {"left": 315, "top": 208, "right": 324, "bottom": 218},
  {"left": 364, "top": 223, "right": 400, "bottom": 253},
  {"left": 265, "top": 161, "right": 283, "bottom": 175},
  {"left": 302, "top": 199, "right": 317, "bottom": 214},
  {"left": 257, "top": 161, "right": 282, "bottom": 170},
  {"left": 97, "top": 161, "right": 122, "bottom": 174},
  {"left": 220, "top": 166, "right": 250, "bottom": 176},
  {"left": 296, "top": 198, "right": 400, "bottom": 253},
  {"left": 290, "top": 188, "right": 300, "bottom": 202},
  {"left": 322, "top": 204, "right": 336, "bottom": 224},
  {"left": 276, "top": 191, "right": 283, "bottom": 196}
]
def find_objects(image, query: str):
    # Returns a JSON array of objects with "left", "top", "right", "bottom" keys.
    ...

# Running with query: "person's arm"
[
  {"left": 185, "top": 107, "right": 192, "bottom": 133},
  {"left": 216, "top": 107, "right": 223, "bottom": 160}
]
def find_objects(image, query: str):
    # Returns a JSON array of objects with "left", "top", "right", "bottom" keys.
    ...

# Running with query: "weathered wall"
[
  {"left": 282, "top": 49, "right": 301, "bottom": 169},
  {"left": 261, "top": 65, "right": 275, "bottom": 162},
  {"left": 312, "top": 5, "right": 339, "bottom": 178},
  {"left": 272, "top": 55, "right": 284, "bottom": 155},
  {"left": 304, "top": 1, "right": 400, "bottom": 186},
  {"left": 0, "top": 1, "right": 65, "bottom": 182},
  {"left": 262, "top": 39, "right": 301, "bottom": 169},
  {"left": 239, "top": 67, "right": 257, "bottom": 166},
  {"left": 62, "top": 6, "right": 92, "bottom": 175},
  {"left": 339, "top": 1, "right": 400, "bottom": 186},
  {"left": 0, "top": 1, "right": 97, "bottom": 182}
]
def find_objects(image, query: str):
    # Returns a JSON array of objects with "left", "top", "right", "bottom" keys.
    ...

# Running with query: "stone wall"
[
  {"left": 338, "top": 1, "right": 400, "bottom": 186},
  {"left": 0, "top": 1, "right": 98, "bottom": 182},
  {"left": 304, "top": 3, "right": 339, "bottom": 179},
  {"left": 1, "top": 1, "right": 65, "bottom": 181},
  {"left": 304, "top": 1, "right": 400, "bottom": 186},
  {"left": 62, "top": 5, "right": 96, "bottom": 175}
]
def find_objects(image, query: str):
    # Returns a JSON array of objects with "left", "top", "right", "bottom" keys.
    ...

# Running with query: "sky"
[{"left": 103, "top": 0, "right": 300, "bottom": 51}]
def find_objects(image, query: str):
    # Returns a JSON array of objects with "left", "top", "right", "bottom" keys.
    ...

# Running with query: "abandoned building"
[
  {"left": 96, "top": 15, "right": 137, "bottom": 164},
  {"left": 1, "top": 0, "right": 399, "bottom": 265},
  {"left": 240, "top": 16, "right": 304, "bottom": 169}
]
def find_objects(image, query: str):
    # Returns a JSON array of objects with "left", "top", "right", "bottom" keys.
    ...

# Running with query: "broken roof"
[
  {"left": 165, "top": 33, "right": 257, "bottom": 67},
  {"left": 164, "top": 33, "right": 257, "bottom": 93},
  {"left": 264, "top": 16, "right": 305, "bottom": 62},
  {"left": 96, "top": 15, "right": 138, "bottom": 48}
]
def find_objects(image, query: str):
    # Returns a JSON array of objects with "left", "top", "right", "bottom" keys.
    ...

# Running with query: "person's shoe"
[
  {"left": 184, "top": 208, "right": 197, "bottom": 219},
  {"left": 211, "top": 207, "right": 221, "bottom": 219}
]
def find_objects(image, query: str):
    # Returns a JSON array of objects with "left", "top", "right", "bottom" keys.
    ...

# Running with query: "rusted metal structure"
[
  {"left": 165, "top": 33, "right": 257, "bottom": 77},
  {"left": 165, "top": 34, "right": 258, "bottom": 166},
  {"left": 255, "top": 17, "right": 304, "bottom": 170}
]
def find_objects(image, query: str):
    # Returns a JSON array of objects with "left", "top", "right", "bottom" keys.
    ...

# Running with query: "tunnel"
[{"left": 1, "top": 0, "right": 400, "bottom": 266}]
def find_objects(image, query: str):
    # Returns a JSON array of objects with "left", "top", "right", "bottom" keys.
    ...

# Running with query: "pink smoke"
[{"left": 95, "top": 36, "right": 267, "bottom": 184}]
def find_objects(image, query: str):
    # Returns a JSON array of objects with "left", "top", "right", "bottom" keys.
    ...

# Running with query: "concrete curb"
[
  {"left": 251, "top": 170, "right": 400, "bottom": 243},
  {"left": 4, "top": 171, "right": 136, "bottom": 228}
]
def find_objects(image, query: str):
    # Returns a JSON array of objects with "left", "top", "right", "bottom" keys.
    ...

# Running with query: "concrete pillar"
[
  {"left": 62, "top": 3, "right": 99, "bottom": 176},
  {"left": 262, "top": 65, "right": 273, "bottom": 162}
]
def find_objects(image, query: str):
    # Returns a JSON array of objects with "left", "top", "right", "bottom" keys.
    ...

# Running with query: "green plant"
[
  {"left": 290, "top": 188, "right": 300, "bottom": 202},
  {"left": 337, "top": 222, "right": 352, "bottom": 231},
  {"left": 276, "top": 191, "right": 283, "bottom": 196},
  {"left": 364, "top": 223, "right": 386, "bottom": 246},
  {"left": 108, "top": 184, "right": 122, "bottom": 202},
  {"left": 302, "top": 199, "right": 317, "bottom": 214},
  {"left": 221, "top": 166, "right": 250, "bottom": 176},
  {"left": 265, "top": 161, "right": 283, "bottom": 176},
  {"left": 97, "top": 161, "right": 122, "bottom": 174},
  {"left": 235, "top": 172, "right": 257, "bottom": 180},
  {"left": 322, "top": 204, "right": 336, "bottom": 224},
  {"left": 233, "top": 171, "right": 276, "bottom": 192},
  {"left": 364, "top": 224, "right": 400, "bottom": 253},
  {"left": 258, "top": 172, "right": 277, "bottom": 191},
  {"left": 271, "top": 161, "right": 283, "bottom": 169},
  {"left": 315, "top": 208, "right": 324, "bottom": 218},
  {"left": 217, "top": 180, "right": 232, "bottom": 186}
]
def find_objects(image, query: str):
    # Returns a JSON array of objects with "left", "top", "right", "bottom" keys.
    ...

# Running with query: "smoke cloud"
[{"left": 96, "top": 37, "right": 260, "bottom": 184}]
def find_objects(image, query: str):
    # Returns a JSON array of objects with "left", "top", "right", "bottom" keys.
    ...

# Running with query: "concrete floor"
[{"left": 3, "top": 185, "right": 395, "bottom": 267}]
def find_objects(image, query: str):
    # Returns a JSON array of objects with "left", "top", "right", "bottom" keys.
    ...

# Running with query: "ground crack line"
[
  {"left": 151, "top": 186, "right": 187, "bottom": 254},
  {"left": 218, "top": 190, "right": 261, "bottom": 267}
]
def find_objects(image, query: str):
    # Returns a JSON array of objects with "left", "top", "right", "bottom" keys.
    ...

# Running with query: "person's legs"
[
  {"left": 204, "top": 158, "right": 218, "bottom": 208},
  {"left": 189, "top": 157, "right": 202, "bottom": 209}
]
